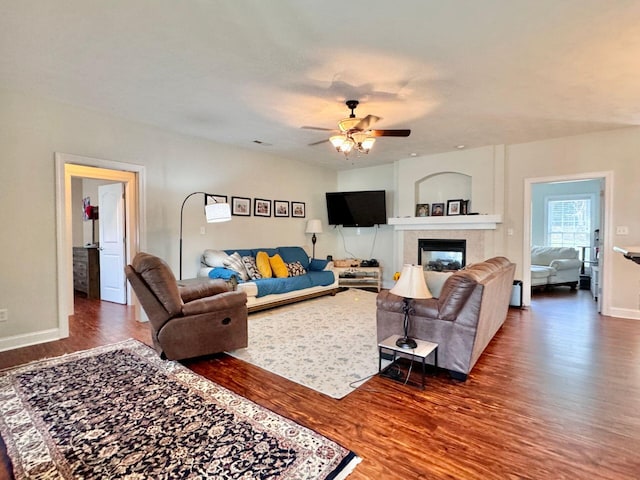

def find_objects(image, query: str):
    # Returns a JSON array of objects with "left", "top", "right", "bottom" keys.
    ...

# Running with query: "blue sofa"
[{"left": 198, "top": 246, "right": 339, "bottom": 312}]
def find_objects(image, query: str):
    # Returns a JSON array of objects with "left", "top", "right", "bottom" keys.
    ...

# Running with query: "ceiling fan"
[{"left": 302, "top": 100, "right": 411, "bottom": 156}]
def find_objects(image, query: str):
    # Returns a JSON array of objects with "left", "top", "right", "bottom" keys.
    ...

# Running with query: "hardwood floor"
[{"left": 1, "top": 289, "right": 639, "bottom": 479}]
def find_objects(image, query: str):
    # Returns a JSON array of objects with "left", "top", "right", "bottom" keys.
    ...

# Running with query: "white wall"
[
  {"left": 344, "top": 130, "right": 640, "bottom": 317},
  {"left": 336, "top": 164, "right": 396, "bottom": 286},
  {"left": 396, "top": 145, "right": 504, "bottom": 217},
  {"left": 505, "top": 128, "right": 640, "bottom": 317},
  {"left": 0, "top": 88, "right": 337, "bottom": 348}
]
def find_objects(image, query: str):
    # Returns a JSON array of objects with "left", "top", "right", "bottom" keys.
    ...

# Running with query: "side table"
[{"left": 378, "top": 335, "right": 438, "bottom": 390}]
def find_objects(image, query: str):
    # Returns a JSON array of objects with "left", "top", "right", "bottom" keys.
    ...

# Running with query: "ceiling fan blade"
[
  {"left": 308, "top": 138, "right": 330, "bottom": 146},
  {"left": 354, "top": 115, "right": 381, "bottom": 131},
  {"left": 301, "top": 126, "right": 334, "bottom": 131},
  {"left": 370, "top": 129, "right": 411, "bottom": 137}
]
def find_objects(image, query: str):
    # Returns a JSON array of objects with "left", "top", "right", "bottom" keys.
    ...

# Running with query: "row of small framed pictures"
[
  {"left": 209, "top": 195, "right": 306, "bottom": 218},
  {"left": 415, "top": 199, "right": 470, "bottom": 217}
]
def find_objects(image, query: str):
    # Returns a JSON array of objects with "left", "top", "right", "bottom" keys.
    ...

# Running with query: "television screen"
[{"left": 325, "top": 190, "right": 387, "bottom": 227}]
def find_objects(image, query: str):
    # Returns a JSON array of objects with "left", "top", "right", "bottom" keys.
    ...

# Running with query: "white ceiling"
[{"left": 2, "top": 1, "right": 640, "bottom": 170}]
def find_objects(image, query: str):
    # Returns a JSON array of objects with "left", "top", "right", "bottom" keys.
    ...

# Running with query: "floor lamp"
[
  {"left": 305, "top": 219, "right": 323, "bottom": 259},
  {"left": 179, "top": 192, "right": 231, "bottom": 280},
  {"left": 390, "top": 264, "right": 432, "bottom": 349}
]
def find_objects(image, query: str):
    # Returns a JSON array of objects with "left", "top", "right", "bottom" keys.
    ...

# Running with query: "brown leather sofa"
[
  {"left": 125, "top": 252, "right": 248, "bottom": 360},
  {"left": 377, "top": 257, "right": 515, "bottom": 380}
]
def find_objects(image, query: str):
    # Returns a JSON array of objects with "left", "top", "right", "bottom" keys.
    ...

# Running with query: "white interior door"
[{"left": 99, "top": 182, "right": 126, "bottom": 304}]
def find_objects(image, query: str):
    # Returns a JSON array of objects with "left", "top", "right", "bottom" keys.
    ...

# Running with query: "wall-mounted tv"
[{"left": 325, "top": 190, "right": 387, "bottom": 227}]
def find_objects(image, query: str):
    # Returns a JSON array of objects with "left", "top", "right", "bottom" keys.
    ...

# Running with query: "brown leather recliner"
[{"left": 125, "top": 252, "right": 248, "bottom": 360}]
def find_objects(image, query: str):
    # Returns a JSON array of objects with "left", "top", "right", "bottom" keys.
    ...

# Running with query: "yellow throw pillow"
[
  {"left": 256, "top": 251, "right": 272, "bottom": 278},
  {"left": 269, "top": 254, "right": 289, "bottom": 278}
]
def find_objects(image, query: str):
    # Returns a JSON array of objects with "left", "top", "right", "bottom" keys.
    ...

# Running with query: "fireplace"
[{"left": 418, "top": 239, "right": 466, "bottom": 271}]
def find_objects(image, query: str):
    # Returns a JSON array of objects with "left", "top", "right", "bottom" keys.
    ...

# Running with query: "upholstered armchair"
[
  {"left": 530, "top": 246, "right": 582, "bottom": 289},
  {"left": 125, "top": 252, "right": 248, "bottom": 360}
]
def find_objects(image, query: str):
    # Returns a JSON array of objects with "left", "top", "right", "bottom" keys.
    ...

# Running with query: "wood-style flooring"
[{"left": 1, "top": 289, "right": 639, "bottom": 479}]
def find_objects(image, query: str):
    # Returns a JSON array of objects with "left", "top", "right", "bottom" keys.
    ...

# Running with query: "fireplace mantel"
[{"left": 388, "top": 214, "right": 502, "bottom": 230}]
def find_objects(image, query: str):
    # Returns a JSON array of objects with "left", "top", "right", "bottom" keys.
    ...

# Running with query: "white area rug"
[{"left": 228, "top": 288, "right": 382, "bottom": 399}]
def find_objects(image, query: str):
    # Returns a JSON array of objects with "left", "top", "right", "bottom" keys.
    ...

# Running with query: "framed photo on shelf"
[
  {"left": 231, "top": 196, "right": 251, "bottom": 216},
  {"left": 274, "top": 200, "right": 289, "bottom": 217},
  {"left": 254, "top": 198, "right": 271, "bottom": 217},
  {"left": 415, "top": 203, "right": 430, "bottom": 217},
  {"left": 431, "top": 203, "right": 445, "bottom": 216},
  {"left": 291, "top": 201, "right": 305, "bottom": 218},
  {"left": 461, "top": 200, "right": 470, "bottom": 215},
  {"left": 447, "top": 199, "right": 463, "bottom": 216}
]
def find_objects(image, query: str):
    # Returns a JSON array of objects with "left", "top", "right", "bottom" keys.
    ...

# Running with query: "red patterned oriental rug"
[{"left": 0, "top": 339, "right": 359, "bottom": 479}]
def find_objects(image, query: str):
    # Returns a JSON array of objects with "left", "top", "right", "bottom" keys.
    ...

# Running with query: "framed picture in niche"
[
  {"left": 274, "top": 200, "right": 289, "bottom": 217},
  {"left": 231, "top": 196, "right": 251, "bottom": 216},
  {"left": 291, "top": 201, "right": 305, "bottom": 218},
  {"left": 447, "top": 199, "right": 463, "bottom": 216},
  {"left": 415, "top": 203, "right": 429, "bottom": 217},
  {"left": 431, "top": 203, "right": 445, "bottom": 216},
  {"left": 254, "top": 198, "right": 271, "bottom": 217},
  {"left": 461, "top": 200, "right": 470, "bottom": 215}
]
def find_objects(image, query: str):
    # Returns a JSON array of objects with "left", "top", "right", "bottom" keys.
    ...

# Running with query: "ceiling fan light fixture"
[
  {"left": 361, "top": 136, "right": 375, "bottom": 151},
  {"left": 351, "top": 131, "right": 368, "bottom": 145},
  {"left": 340, "top": 137, "right": 354, "bottom": 153},
  {"left": 307, "top": 99, "right": 409, "bottom": 158},
  {"left": 330, "top": 135, "right": 345, "bottom": 150},
  {"left": 338, "top": 117, "right": 361, "bottom": 132}
]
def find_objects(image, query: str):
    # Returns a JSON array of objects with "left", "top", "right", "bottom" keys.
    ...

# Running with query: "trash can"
[{"left": 510, "top": 280, "right": 523, "bottom": 308}]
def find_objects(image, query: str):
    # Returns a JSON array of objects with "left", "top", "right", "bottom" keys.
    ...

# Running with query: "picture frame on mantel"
[
  {"left": 431, "top": 203, "right": 445, "bottom": 216},
  {"left": 447, "top": 199, "right": 463, "bottom": 216},
  {"left": 415, "top": 203, "right": 430, "bottom": 217},
  {"left": 461, "top": 199, "right": 470, "bottom": 215}
]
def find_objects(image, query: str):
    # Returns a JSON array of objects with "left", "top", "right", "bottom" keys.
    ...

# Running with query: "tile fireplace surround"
[
  {"left": 402, "top": 230, "right": 485, "bottom": 266},
  {"left": 389, "top": 215, "right": 501, "bottom": 266}
]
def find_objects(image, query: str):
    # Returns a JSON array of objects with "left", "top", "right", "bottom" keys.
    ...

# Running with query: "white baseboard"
[
  {"left": 0, "top": 329, "right": 63, "bottom": 353},
  {"left": 607, "top": 307, "right": 640, "bottom": 320}
]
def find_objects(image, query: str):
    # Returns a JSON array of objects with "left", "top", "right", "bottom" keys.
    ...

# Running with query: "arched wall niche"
[{"left": 415, "top": 172, "right": 471, "bottom": 208}]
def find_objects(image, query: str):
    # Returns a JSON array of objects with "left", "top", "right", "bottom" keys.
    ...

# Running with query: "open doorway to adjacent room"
[
  {"left": 522, "top": 171, "right": 613, "bottom": 315},
  {"left": 55, "top": 153, "right": 146, "bottom": 339}
]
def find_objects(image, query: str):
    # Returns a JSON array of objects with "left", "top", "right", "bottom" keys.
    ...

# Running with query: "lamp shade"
[
  {"left": 305, "top": 219, "right": 323, "bottom": 234},
  {"left": 390, "top": 264, "right": 432, "bottom": 299},
  {"left": 205, "top": 202, "right": 231, "bottom": 223}
]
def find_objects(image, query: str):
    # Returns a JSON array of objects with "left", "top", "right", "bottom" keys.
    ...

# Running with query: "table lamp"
[
  {"left": 305, "top": 219, "right": 323, "bottom": 258},
  {"left": 390, "top": 264, "right": 432, "bottom": 349}
]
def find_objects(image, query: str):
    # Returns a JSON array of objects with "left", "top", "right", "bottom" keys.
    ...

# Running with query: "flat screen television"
[{"left": 325, "top": 190, "right": 387, "bottom": 227}]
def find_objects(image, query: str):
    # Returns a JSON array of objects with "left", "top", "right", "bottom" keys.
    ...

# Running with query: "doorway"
[
  {"left": 522, "top": 171, "right": 613, "bottom": 315},
  {"left": 55, "top": 153, "right": 146, "bottom": 338}
]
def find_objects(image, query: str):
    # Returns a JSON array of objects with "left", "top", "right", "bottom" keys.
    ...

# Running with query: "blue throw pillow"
[
  {"left": 208, "top": 267, "right": 242, "bottom": 282},
  {"left": 308, "top": 258, "right": 329, "bottom": 271},
  {"left": 278, "top": 246, "right": 310, "bottom": 269}
]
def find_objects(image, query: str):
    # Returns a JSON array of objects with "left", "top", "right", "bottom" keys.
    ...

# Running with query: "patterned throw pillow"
[
  {"left": 242, "top": 256, "right": 262, "bottom": 280},
  {"left": 223, "top": 252, "right": 249, "bottom": 281},
  {"left": 287, "top": 261, "right": 307, "bottom": 277}
]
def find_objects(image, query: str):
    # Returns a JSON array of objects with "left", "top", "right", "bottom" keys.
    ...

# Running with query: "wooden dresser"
[{"left": 73, "top": 247, "right": 100, "bottom": 299}]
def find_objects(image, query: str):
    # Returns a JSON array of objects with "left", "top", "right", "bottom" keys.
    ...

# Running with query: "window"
[{"left": 545, "top": 194, "right": 593, "bottom": 260}]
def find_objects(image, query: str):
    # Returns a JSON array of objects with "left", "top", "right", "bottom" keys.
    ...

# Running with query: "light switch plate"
[{"left": 616, "top": 226, "right": 629, "bottom": 235}]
